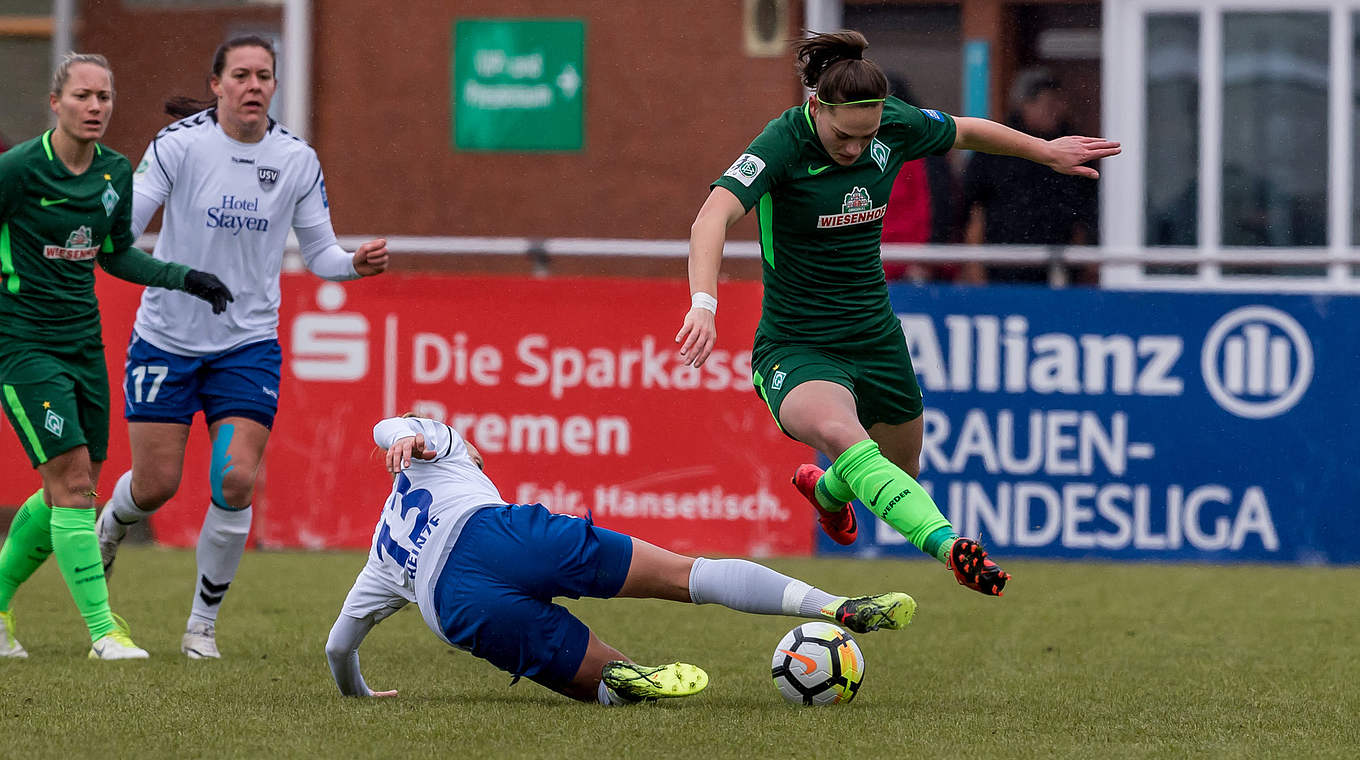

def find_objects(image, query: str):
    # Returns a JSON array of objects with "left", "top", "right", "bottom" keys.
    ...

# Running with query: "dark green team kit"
[
  {"left": 0, "top": 131, "right": 187, "bottom": 467},
  {"left": 712, "top": 97, "right": 957, "bottom": 430}
]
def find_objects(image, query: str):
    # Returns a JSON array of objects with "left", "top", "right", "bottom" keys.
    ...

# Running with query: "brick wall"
[{"left": 80, "top": 0, "right": 803, "bottom": 244}]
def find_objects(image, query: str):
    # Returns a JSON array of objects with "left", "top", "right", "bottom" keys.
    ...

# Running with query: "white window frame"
[{"left": 1102, "top": 0, "right": 1360, "bottom": 292}]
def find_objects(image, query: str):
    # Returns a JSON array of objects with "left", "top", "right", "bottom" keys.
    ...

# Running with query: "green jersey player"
[
  {"left": 0, "top": 53, "right": 232, "bottom": 659},
  {"left": 675, "top": 31, "right": 1120, "bottom": 595}
]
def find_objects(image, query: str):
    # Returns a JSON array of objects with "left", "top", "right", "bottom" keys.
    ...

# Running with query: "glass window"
[
  {"left": 1220, "top": 12, "right": 1328, "bottom": 264},
  {"left": 1354, "top": 13, "right": 1360, "bottom": 252},
  {"left": 1144, "top": 14, "right": 1200, "bottom": 267}
]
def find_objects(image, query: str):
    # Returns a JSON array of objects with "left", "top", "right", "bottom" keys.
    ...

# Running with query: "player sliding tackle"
[{"left": 326, "top": 415, "right": 917, "bottom": 704}]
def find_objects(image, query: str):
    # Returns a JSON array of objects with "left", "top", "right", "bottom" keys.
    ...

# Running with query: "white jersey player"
[
  {"left": 96, "top": 36, "right": 389, "bottom": 660},
  {"left": 325, "top": 415, "right": 919, "bottom": 704},
  {"left": 128, "top": 105, "right": 348, "bottom": 354}
]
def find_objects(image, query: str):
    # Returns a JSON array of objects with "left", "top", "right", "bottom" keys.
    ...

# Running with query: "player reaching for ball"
[
  {"left": 325, "top": 414, "right": 918, "bottom": 704},
  {"left": 675, "top": 30, "right": 1120, "bottom": 595}
]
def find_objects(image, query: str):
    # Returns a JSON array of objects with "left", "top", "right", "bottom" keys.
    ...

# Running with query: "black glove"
[{"left": 183, "top": 270, "right": 234, "bottom": 315}]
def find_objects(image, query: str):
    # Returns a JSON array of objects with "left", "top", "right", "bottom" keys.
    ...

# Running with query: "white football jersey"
[
  {"left": 339, "top": 417, "right": 506, "bottom": 645},
  {"left": 131, "top": 109, "right": 335, "bottom": 355}
]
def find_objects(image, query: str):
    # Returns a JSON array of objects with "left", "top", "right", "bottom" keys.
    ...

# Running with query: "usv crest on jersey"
[{"left": 258, "top": 166, "right": 280, "bottom": 190}]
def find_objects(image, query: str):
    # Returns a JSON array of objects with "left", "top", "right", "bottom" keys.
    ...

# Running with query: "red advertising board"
[{"left": 1, "top": 274, "right": 814, "bottom": 557}]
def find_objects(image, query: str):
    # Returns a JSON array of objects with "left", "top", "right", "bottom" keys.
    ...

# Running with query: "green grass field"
[{"left": 2, "top": 547, "right": 1357, "bottom": 759}]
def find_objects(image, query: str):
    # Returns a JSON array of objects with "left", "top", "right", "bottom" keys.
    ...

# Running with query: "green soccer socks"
[
  {"left": 821, "top": 439, "right": 957, "bottom": 563},
  {"left": 0, "top": 489, "right": 54, "bottom": 611},
  {"left": 50, "top": 506, "right": 116, "bottom": 641}
]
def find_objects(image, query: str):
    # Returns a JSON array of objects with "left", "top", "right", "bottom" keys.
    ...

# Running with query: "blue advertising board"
[{"left": 816, "top": 286, "right": 1360, "bottom": 564}]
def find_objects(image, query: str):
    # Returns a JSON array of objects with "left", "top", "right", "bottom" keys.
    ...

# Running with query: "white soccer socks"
[{"left": 188, "top": 503, "right": 252, "bottom": 629}]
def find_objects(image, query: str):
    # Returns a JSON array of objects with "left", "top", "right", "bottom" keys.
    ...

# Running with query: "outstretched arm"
[
  {"left": 676, "top": 186, "right": 746, "bottom": 368},
  {"left": 96, "top": 247, "right": 234, "bottom": 314},
  {"left": 295, "top": 219, "right": 389, "bottom": 281},
  {"left": 952, "top": 117, "right": 1121, "bottom": 179},
  {"left": 325, "top": 612, "right": 399, "bottom": 698}
]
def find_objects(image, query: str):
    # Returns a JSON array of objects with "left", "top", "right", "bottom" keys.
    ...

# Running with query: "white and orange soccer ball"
[{"left": 770, "top": 622, "right": 865, "bottom": 705}]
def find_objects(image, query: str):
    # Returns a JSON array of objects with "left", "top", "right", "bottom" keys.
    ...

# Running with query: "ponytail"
[
  {"left": 164, "top": 95, "right": 215, "bottom": 119},
  {"left": 794, "top": 30, "right": 888, "bottom": 107},
  {"left": 164, "top": 35, "right": 277, "bottom": 119}
]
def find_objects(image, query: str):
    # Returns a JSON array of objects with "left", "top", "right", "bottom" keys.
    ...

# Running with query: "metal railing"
[{"left": 134, "top": 233, "right": 1360, "bottom": 293}]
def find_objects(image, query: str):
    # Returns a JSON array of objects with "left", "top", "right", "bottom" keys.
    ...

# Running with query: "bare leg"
[
  {"left": 559, "top": 630, "right": 628, "bottom": 702},
  {"left": 614, "top": 538, "right": 694, "bottom": 602},
  {"left": 125, "top": 421, "right": 191, "bottom": 510},
  {"left": 777, "top": 380, "right": 870, "bottom": 459},
  {"left": 868, "top": 415, "right": 924, "bottom": 479}
]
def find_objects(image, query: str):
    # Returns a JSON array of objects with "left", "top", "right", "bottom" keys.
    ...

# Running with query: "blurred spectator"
[
  {"left": 962, "top": 68, "right": 1099, "bottom": 284},
  {"left": 880, "top": 75, "right": 963, "bottom": 283},
  {"left": 0, "top": 130, "right": 10, "bottom": 154}
]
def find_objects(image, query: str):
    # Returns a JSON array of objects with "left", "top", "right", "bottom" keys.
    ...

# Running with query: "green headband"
[{"left": 815, "top": 95, "right": 886, "bottom": 107}]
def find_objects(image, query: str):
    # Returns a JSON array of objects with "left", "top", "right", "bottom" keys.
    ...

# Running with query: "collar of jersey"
[
  {"left": 41, "top": 129, "right": 102, "bottom": 171},
  {"left": 802, "top": 101, "right": 878, "bottom": 169},
  {"left": 801, "top": 102, "right": 836, "bottom": 163}
]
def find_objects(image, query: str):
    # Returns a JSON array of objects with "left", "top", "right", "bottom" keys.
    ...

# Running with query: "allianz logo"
[
  {"left": 1200, "top": 306, "right": 1312, "bottom": 420},
  {"left": 900, "top": 306, "right": 1312, "bottom": 419}
]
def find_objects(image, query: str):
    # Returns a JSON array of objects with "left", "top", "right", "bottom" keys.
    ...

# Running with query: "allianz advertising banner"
[{"left": 818, "top": 286, "right": 1360, "bottom": 565}]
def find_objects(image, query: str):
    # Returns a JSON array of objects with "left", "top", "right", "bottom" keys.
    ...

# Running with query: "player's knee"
[
  {"left": 132, "top": 469, "right": 181, "bottom": 510},
  {"left": 219, "top": 467, "right": 258, "bottom": 507},
  {"left": 45, "top": 471, "right": 94, "bottom": 507},
  {"left": 323, "top": 632, "right": 348, "bottom": 662},
  {"left": 812, "top": 419, "right": 868, "bottom": 456}
]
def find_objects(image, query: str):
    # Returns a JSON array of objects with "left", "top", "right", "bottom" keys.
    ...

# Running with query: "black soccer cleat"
[{"left": 947, "top": 537, "right": 1011, "bottom": 596}]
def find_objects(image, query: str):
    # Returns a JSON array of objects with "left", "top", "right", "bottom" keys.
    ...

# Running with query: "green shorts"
[
  {"left": 751, "top": 325, "right": 923, "bottom": 434},
  {"left": 0, "top": 336, "right": 109, "bottom": 468}
]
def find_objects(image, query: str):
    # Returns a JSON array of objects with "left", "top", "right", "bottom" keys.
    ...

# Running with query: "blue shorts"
[
  {"left": 122, "top": 331, "right": 282, "bottom": 429},
  {"left": 433, "top": 504, "right": 634, "bottom": 691}
]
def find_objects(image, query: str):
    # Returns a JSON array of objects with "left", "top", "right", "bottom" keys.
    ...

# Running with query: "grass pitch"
[{"left": 1, "top": 547, "right": 1357, "bottom": 759}]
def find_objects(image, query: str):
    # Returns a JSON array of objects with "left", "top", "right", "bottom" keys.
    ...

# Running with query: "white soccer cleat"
[
  {"left": 0, "top": 609, "right": 29, "bottom": 658},
  {"left": 88, "top": 615, "right": 149, "bottom": 660},
  {"left": 95, "top": 505, "right": 129, "bottom": 580},
  {"left": 182, "top": 621, "right": 220, "bottom": 660}
]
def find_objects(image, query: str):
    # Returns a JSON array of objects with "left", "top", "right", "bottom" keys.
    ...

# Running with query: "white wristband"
[{"left": 691, "top": 292, "right": 717, "bottom": 314}]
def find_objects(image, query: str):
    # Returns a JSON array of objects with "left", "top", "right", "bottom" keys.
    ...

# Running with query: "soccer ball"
[{"left": 770, "top": 621, "right": 865, "bottom": 705}]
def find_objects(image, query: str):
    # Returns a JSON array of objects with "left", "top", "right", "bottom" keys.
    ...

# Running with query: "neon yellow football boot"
[
  {"left": 829, "top": 592, "right": 917, "bottom": 633},
  {"left": 602, "top": 661, "right": 708, "bottom": 702},
  {"left": 0, "top": 609, "right": 28, "bottom": 658},
  {"left": 88, "top": 613, "right": 149, "bottom": 660}
]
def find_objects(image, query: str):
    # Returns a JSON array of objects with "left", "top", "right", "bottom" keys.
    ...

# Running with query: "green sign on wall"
[{"left": 452, "top": 19, "right": 585, "bottom": 152}]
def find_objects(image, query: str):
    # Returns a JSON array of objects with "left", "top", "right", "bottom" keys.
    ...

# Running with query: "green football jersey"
[
  {"left": 0, "top": 130, "right": 136, "bottom": 342},
  {"left": 712, "top": 97, "right": 956, "bottom": 346}
]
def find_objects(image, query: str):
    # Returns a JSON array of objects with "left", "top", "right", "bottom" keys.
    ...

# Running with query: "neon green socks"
[
  {"left": 820, "top": 440, "right": 957, "bottom": 563},
  {"left": 0, "top": 489, "right": 54, "bottom": 611},
  {"left": 50, "top": 507, "right": 115, "bottom": 641}
]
